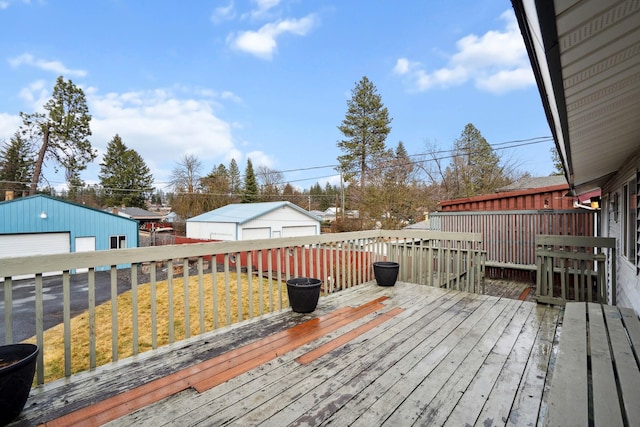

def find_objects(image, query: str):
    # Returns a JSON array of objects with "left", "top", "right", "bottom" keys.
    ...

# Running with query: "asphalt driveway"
[{"left": 1, "top": 270, "right": 133, "bottom": 344}]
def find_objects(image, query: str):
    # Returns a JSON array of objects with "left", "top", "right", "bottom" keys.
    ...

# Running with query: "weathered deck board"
[
  {"left": 437, "top": 299, "right": 533, "bottom": 426},
  {"left": 506, "top": 305, "right": 559, "bottom": 426},
  {"left": 11, "top": 282, "right": 562, "bottom": 427},
  {"left": 544, "top": 302, "right": 588, "bottom": 427},
  {"left": 168, "top": 285, "right": 452, "bottom": 426}
]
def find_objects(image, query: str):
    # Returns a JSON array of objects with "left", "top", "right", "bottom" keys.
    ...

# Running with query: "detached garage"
[
  {"left": 186, "top": 201, "right": 321, "bottom": 241},
  {"left": 0, "top": 194, "right": 139, "bottom": 261}
]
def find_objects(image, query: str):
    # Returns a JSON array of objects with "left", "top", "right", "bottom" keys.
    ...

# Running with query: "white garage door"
[
  {"left": 281, "top": 225, "right": 316, "bottom": 237},
  {"left": 0, "top": 232, "right": 70, "bottom": 258},
  {"left": 242, "top": 227, "right": 271, "bottom": 240},
  {"left": 0, "top": 232, "right": 70, "bottom": 280}
]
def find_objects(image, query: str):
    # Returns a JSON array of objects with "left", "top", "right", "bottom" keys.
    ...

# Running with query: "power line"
[{"left": 2, "top": 135, "right": 554, "bottom": 193}]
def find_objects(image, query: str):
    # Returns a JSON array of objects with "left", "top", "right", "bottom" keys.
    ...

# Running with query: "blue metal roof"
[
  {"left": 0, "top": 194, "right": 139, "bottom": 250},
  {"left": 187, "top": 201, "right": 321, "bottom": 224}
]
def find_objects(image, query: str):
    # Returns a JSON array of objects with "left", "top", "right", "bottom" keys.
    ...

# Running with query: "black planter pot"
[
  {"left": 373, "top": 261, "right": 400, "bottom": 286},
  {"left": 0, "top": 343, "right": 38, "bottom": 426},
  {"left": 286, "top": 277, "right": 322, "bottom": 313}
]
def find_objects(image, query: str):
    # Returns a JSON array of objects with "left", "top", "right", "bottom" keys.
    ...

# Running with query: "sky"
[{"left": 0, "top": 0, "right": 557, "bottom": 193}]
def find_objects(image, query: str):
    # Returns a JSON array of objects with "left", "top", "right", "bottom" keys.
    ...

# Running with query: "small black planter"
[
  {"left": 373, "top": 261, "right": 400, "bottom": 286},
  {"left": 0, "top": 343, "right": 38, "bottom": 426},
  {"left": 287, "top": 277, "right": 322, "bottom": 313}
]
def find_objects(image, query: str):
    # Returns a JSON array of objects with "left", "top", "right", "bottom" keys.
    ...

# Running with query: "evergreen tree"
[
  {"left": 20, "top": 76, "right": 95, "bottom": 194},
  {"left": 337, "top": 76, "right": 392, "bottom": 189},
  {"left": 201, "top": 163, "right": 231, "bottom": 208},
  {"left": 228, "top": 158, "right": 241, "bottom": 195},
  {"left": 444, "top": 123, "right": 510, "bottom": 198},
  {"left": 0, "top": 132, "right": 34, "bottom": 200},
  {"left": 550, "top": 147, "right": 564, "bottom": 176},
  {"left": 99, "top": 134, "right": 154, "bottom": 208},
  {"left": 241, "top": 158, "right": 259, "bottom": 203}
]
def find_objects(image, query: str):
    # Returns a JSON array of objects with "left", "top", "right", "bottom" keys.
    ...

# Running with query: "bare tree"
[
  {"left": 256, "top": 165, "right": 284, "bottom": 199},
  {"left": 170, "top": 154, "right": 202, "bottom": 193},
  {"left": 170, "top": 154, "right": 203, "bottom": 219}
]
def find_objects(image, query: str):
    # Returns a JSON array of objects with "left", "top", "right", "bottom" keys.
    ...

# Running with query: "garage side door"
[
  {"left": 75, "top": 236, "right": 96, "bottom": 273},
  {"left": 281, "top": 226, "right": 316, "bottom": 238}
]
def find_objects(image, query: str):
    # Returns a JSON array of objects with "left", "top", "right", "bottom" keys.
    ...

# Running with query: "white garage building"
[{"left": 186, "top": 201, "right": 321, "bottom": 241}]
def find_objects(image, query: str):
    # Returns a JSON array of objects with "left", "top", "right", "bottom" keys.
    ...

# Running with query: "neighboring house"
[
  {"left": 439, "top": 176, "right": 576, "bottom": 212},
  {"left": 0, "top": 194, "right": 139, "bottom": 260},
  {"left": 512, "top": 2, "right": 640, "bottom": 311},
  {"left": 186, "top": 201, "right": 321, "bottom": 241},
  {"left": 319, "top": 207, "right": 360, "bottom": 223},
  {"left": 164, "top": 211, "right": 180, "bottom": 223},
  {"left": 108, "top": 206, "right": 164, "bottom": 230}
]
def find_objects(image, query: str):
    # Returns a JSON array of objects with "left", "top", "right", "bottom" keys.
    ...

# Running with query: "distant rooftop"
[
  {"left": 109, "top": 207, "right": 164, "bottom": 220},
  {"left": 187, "top": 201, "right": 321, "bottom": 224},
  {"left": 496, "top": 175, "right": 567, "bottom": 192}
]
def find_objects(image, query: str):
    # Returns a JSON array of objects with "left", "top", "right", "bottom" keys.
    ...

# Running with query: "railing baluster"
[
  {"left": 198, "top": 257, "right": 205, "bottom": 334},
  {"left": 4, "top": 278, "right": 12, "bottom": 344},
  {"left": 150, "top": 261, "right": 157, "bottom": 349},
  {"left": 212, "top": 260, "right": 219, "bottom": 329},
  {"left": 110, "top": 265, "right": 118, "bottom": 362},
  {"left": 63, "top": 271, "right": 71, "bottom": 377},
  {"left": 35, "top": 273, "right": 44, "bottom": 385},
  {"left": 267, "top": 248, "right": 274, "bottom": 312},
  {"left": 224, "top": 253, "right": 231, "bottom": 325},
  {"left": 258, "top": 250, "right": 264, "bottom": 316},
  {"left": 88, "top": 268, "right": 96, "bottom": 369},
  {"left": 276, "top": 248, "right": 283, "bottom": 309},
  {"left": 236, "top": 252, "right": 243, "bottom": 321},
  {"left": 183, "top": 258, "right": 190, "bottom": 339},
  {"left": 247, "top": 251, "right": 253, "bottom": 319},
  {"left": 167, "top": 259, "right": 174, "bottom": 343},
  {"left": 131, "top": 263, "right": 139, "bottom": 356}
]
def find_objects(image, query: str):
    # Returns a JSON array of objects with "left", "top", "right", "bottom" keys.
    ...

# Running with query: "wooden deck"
[{"left": 12, "top": 282, "right": 561, "bottom": 426}]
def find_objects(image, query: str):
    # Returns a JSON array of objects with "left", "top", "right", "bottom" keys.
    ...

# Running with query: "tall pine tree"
[
  {"left": 444, "top": 123, "right": 509, "bottom": 198},
  {"left": 241, "top": 158, "right": 259, "bottom": 203},
  {"left": 20, "top": 76, "right": 95, "bottom": 194},
  {"left": 337, "top": 76, "right": 392, "bottom": 189},
  {"left": 99, "top": 134, "right": 154, "bottom": 208}
]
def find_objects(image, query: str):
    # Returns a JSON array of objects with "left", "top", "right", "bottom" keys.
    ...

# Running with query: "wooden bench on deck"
[{"left": 545, "top": 302, "right": 640, "bottom": 426}]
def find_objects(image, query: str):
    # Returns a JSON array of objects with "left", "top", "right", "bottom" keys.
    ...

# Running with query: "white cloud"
[
  {"left": 9, "top": 53, "right": 88, "bottom": 78},
  {"left": 392, "top": 58, "right": 410, "bottom": 75},
  {"left": 17, "top": 79, "right": 49, "bottom": 110},
  {"left": 3, "top": 79, "right": 251, "bottom": 189},
  {"left": 246, "top": 150, "right": 274, "bottom": 169},
  {"left": 85, "top": 88, "right": 237, "bottom": 186},
  {"left": 0, "top": 113, "right": 22, "bottom": 140},
  {"left": 250, "top": 0, "right": 280, "bottom": 19},
  {"left": 394, "top": 10, "right": 534, "bottom": 94},
  {"left": 228, "top": 14, "right": 317, "bottom": 59},
  {"left": 211, "top": 2, "right": 235, "bottom": 24}
]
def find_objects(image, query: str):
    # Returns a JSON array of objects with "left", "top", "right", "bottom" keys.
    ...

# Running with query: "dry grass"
[{"left": 25, "top": 272, "right": 289, "bottom": 383}]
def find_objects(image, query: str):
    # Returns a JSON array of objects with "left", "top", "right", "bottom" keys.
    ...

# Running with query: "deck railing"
[
  {"left": 0, "top": 230, "right": 484, "bottom": 385},
  {"left": 535, "top": 235, "right": 616, "bottom": 305},
  {"left": 427, "top": 210, "right": 596, "bottom": 277}
]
